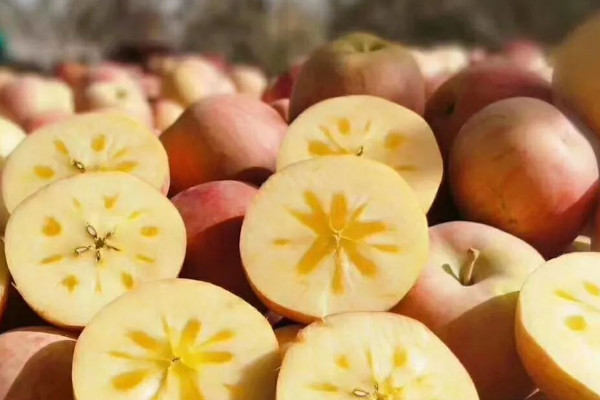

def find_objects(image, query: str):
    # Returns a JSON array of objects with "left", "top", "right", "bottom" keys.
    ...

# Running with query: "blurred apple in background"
[
  {"left": 261, "top": 63, "right": 303, "bottom": 103},
  {"left": 229, "top": 64, "right": 268, "bottom": 98},
  {"left": 290, "top": 32, "right": 425, "bottom": 120},
  {"left": 449, "top": 97, "right": 599, "bottom": 258}
]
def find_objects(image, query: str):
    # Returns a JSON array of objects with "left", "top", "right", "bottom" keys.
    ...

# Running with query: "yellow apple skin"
[
  {"left": 289, "top": 32, "right": 425, "bottom": 121},
  {"left": 0, "top": 327, "right": 76, "bottom": 400},
  {"left": 153, "top": 98, "right": 184, "bottom": 133},
  {"left": 553, "top": 12, "right": 600, "bottom": 138},
  {"left": 229, "top": 65, "right": 268, "bottom": 98},
  {"left": 393, "top": 221, "right": 544, "bottom": 400}
]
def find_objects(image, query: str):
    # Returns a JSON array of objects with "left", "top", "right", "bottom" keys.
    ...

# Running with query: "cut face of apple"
[
  {"left": 277, "top": 312, "right": 479, "bottom": 400},
  {"left": 72, "top": 279, "right": 280, "bottom": 400},
  {"left": 1, "top": 111, "right": 169, "bottom": 214},
  {"left": 277, "top": 95, "right": 443, "bottom": 212},
  {"left": 4, "top": 172, "right": 186, "bottom": 328},
  {"left": 516, "top": 252, "right": 600, "bottom": 400},
  {"left": 240, "top": 156, "right": 429, "bottom": 323}
]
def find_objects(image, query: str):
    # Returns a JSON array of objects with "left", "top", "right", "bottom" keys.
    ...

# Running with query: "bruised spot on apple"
[
  {"left": 0, "top": 327, "right": 76, "bottom": 400},
  {"left": 160, "top": 94, "right": 287, "bottom": 195},
  {"left": 393, "top": 221, "right": 544, "bottom": 400},
  {"left": 289, "top": 32, "right": 425, "bottom": 121},
  {"left": 171, "top": 180, "right": 264, "bottom": 310},
  {"left": 449, "top": 97, "right": 600, "bottom": 258}
]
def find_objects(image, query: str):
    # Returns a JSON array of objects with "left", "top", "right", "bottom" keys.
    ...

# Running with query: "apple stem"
[{"left": 460, "top": 248, "right": 479, "bottom": 286}]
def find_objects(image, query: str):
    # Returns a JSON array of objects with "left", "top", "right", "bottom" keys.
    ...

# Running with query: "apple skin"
[
  {"left": 269, "top": 98, "right": 290, "bottom": 123},
  {"left": 0, "top": 76, "right": 74, "bottom": 127},
  {"left": 449, "top": 97, "right": 599, "bottom": 258},
  {"left": 553, "top": 12, "right": 600, "bottom": 139},
  {"left": 229, "top": 65, "right": 268, "bottom": 98},
  {"left": 393, "top": 221, "right": 544, "bottom": 400},
  {"left": 23, "top": 111, "right": 71, "bottom": 134},
  {"left": 160, "top": 94, "right": 286, "bottom": 195},
  {"left": 425, "top": 60, "right": 553, "bottom": 162},
  {"left": 0, "top": 287, "right": 48, "bottom": 334},
  {"left": 0, "top": 327, "right": 76, "bottom": 400},
  {"left": 274, "top": 324, "right": 303, "bottom": 358},
  {"left": 289, "top": 32, "right": 425, "bottom": 121},
  {"left": 261, "top": 64, "right": 303, "bottom": 104},
  {"left": 170, "top": 180, "right": 264, "bottom": 310},
  {"left": 526, "top": 392, "right": 550, "bottom": 400},
  {"left": 152, "top": 98, "right": 184, "bottom": 134}
]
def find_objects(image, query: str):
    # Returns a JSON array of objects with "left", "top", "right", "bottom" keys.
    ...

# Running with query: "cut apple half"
[
  {"left": 276, "top": 95, "right": 443, "bottom": 212},
  {"left": 240, "top": 156, "right": 429, "bottom": 323},
  {"left": 1, "top": 111, "right": 169, "bottom": 214},
  {"left": 4, "top": 172, "right": 186, "bottom": 328},
  {"left": 0, "top": 244, "right": 8, "bottom": 320},
  {"left": 516, "top": 252, "right": 600, "bottom": 400},
  {"left": 72, "top": 279, "right": 280, "bottom": 400},
  {"left": 277, "top": 312, "right": 479, "bottom": 400}
]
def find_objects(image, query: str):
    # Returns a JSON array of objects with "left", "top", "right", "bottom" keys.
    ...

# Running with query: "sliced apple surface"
[
  {"left": 72, "top": 279, "right": 280, "bottom": 400},
  {"left": 1, "top": 111, "right": 169, "bottom": 214},
  {"left": 4, "top": 172, "right": 186, "bottom": 328},
  {"left": 276, "top": 95, "right": 443, "bottom": 212},
  {"left": 277, "top": 312, "right": 479, "bottom": 400},
  {"left": 240, "top": 156, "right": 429, "bottom": 323},
  {"left": 516, "top": 252, "right": 600, "bottom": 400}
]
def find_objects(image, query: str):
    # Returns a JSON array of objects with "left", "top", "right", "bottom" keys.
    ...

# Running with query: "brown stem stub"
[{"left": 460, "top": 247, "right": 480, "bottom": 286}]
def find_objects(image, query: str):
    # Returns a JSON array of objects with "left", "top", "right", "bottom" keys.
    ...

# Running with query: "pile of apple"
[{"left": 3, "top": 11, "right": 600, "bottom": 400}]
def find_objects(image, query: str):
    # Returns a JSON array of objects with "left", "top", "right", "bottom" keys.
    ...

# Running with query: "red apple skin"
[
  {"left": 262, "top": 64, "right": 303, "bottom": 104},
  {"left": 0, "top": 327, "right": 76, "bottom": 400},
  {"left": 270, "top": 98, "right": 290, "bottom": 124},
  {"left": 449, "top": 97, "right": 599, "bottom": 258},
  {"left": 160, "top": 94, "right": 286, "bottom": 195},
  {"left": 23, "top": 111, "right": 71, "bottom": 134},
  {"left": 425, "top": 60, "right": 553, "bottom": 162},
  {"left": 393, "top": 221, "right": 544, "bottom": 400},
  {"left": 289, "top": 33, "right": 425, "bottom": 121},
  {"left": 171, "top": 181, "right": 263, "bottom": 310}
]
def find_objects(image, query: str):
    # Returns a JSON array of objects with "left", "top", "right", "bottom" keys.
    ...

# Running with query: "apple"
[
  {"left": 0, "top": 243, "right": 8, "bottom": 325},
  {"left": 73, "top": 279, "right": 280, "bottom": 400},
  {"left": 1, "top": 111, "right": 170, "bottom": 216},
  {"left": 54, "top": 61, "right": 88, "bottom": 89},
  {"left": 516, "top": 252, "right": 600, "bottom": 400},
  {"left": 289, "top": 32, "right": 425, "bottom": 121},
  {"left": 449, "top": 97, "right": 599, "bottom": 258},
  {"left": 5, "top": 171, "right": 186, "bottom": 329},
  {"left": 425, "top": 60, "right": 553, "bottom": 162},
  {"left": 0, "top": 118, "right": 25, "bottom": 231},
  {"left": 161, "top": 56, "right": 236, "bottom": 107},
  {"left": 0, "top": 327, "right": 76, "bottom": 400},
  {"left": 274, "top": 324, "right": 303, "bottom": 358},
  {"left": 277, "top": 312, "right": 478, "bottom": 400},
  {"left": 261, "top": 63, "right": 303, "bottom": 103},
  {"left": 0, "top": 75, "right": 74, "bottom": 127},
  {"left": 0, "top": 287, "right": 46, "bottom": 333},
  {"left": 270, "top": 98, "right": 290, "bottom": 123},
  {"left": 22, "top": 111, "right": 71, "bottom": 134},
  {"left": 152, "top": 98, "right": 184, "bottom": 133},
  {"left": 240, "top": 156, "right": 428, "bottom": 323},
  {"left": 229, "top": 64, "right": 268, "bottom": 98},
  {"left": 393, "top": 221, "right": 544, "bottom": 400},
  {"left": 527, "top": 391, "right": 550, "bottom": 400},
  {"left": 553, "top": 12, "right": 600, "bottom": 139},
  {"left": 160, "top": 94, "right": 286, "bottom": 194},
  {"left": 171, "top": 180, "right": 263, "bottom": 309},
  {"left": 277, "top": 95, "right": 443, "bottom": 213},
  {"left": 0, "top": 68, "right": 15, "bottom": 92}
]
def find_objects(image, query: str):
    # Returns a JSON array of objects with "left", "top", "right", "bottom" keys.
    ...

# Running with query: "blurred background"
[{"left": 1, "top": 0, "right": 600, "bottom": 74}]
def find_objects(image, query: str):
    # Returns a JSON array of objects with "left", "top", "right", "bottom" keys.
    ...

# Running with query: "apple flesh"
[
  {"left": 240, "top": 156, "right": 429, "bottom": 323},
  {"left": 72, "top": 279, "right": 280, "bottom": 400},
  {"left": 0, "top": 327, "right": 76, "bottom": 400},
  {"left": 160, "top": 94, "right": 286, "bottom": 194},
  {"left": 393, "top": 221, "right": 544, "bottom": 400},
  {"left": 171, "top": 180, "right": 263, "bottom": 309},
  {"left": 289, "top": 32, "right": 425, "bottom": 121},
  {"left": 516, "top": 252, "right": 600, "bottom": 400},
  {"left": 449, "top": 97, "right": 599, "bottom": 258},
  {"left": 277, "top": 312, "right": 479, "bottom": 400}
]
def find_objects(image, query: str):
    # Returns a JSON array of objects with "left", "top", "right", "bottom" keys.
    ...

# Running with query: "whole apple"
[
  {"left": 449, "top": 97, "right": 599, "bottom": 258},
  {"left": 393, "top": 221, "right": 544, "bottom": 400},
  {"left": 289, "top": 32, "right": 425, "bottom": 120}
]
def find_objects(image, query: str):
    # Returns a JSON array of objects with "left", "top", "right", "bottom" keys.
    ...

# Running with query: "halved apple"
[
  {"left": 72, "top": 279, "right": 280, "bottom": 400},
  {"left": 4, "top": 172, "right": 186, "bottom": 329},
  {"left": 1, "top": 110, "right": 169, "bottom": 215},
  {"left": 275, "top": 324, "right": 303, "bottom": 358},
  {"left": 240, "top": 156, "right": 429, "bottom": 323},
  {"left": 516, "top": 252, "right": 600, "bottom": 400},
  {"left": 277, "top": 312, "right": 479, "bottom": 400},
  {"left": 276, "top": 95, "right": 443, "bottom": 212}
]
